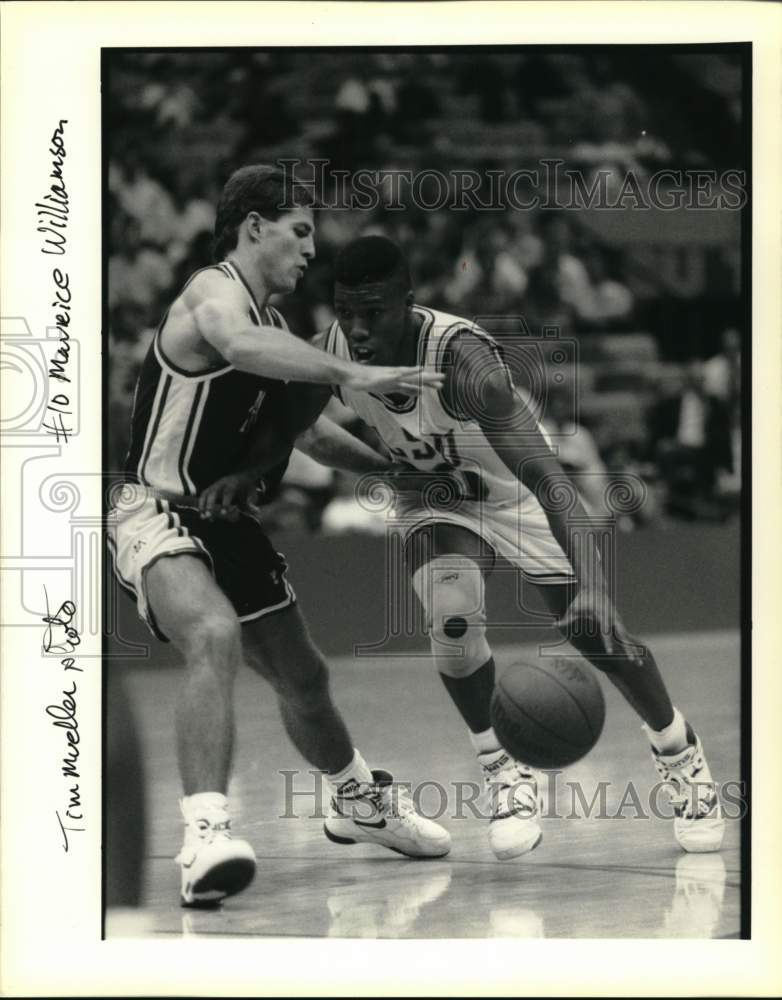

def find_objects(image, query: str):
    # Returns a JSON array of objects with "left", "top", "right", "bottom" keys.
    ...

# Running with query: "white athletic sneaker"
[
  {"left": 480, "top": 751, "right": 543, "bottom": 860},
  {"left": 176, "top": 797, "right": 256, "bottom": 908},
  {"left": 323, "top": 769, "right": 451, "bottom": 858},
  {"left": 651, "top": 727, "right": 725, "bottom": 853}
]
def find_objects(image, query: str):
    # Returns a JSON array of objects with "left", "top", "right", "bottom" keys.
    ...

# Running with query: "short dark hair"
[
  {"left": 213, "top": 164, "right": 315, "bottom": 261},
  {"left": 334, "top": 235, "right": 411, "bottom": 291}
]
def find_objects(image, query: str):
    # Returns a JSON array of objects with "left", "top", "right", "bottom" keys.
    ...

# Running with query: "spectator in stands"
[
  {"left": 139, "top": 75, "right": 199, "bottom": 129},
  {"left": 111, "top": 153, "right": 179, "bottom": 248},
  {"left": 575, "top": 247, "right": 635, "bottom": 329},
  {"left": 601, "top": 441, "right": 659, "bottom": 529},
  {"left": 703, "top": 327, "right": 741, "bottom": 410},
  {"left": 507, "top": 211, "right": 545, "bottom": 273},
  {"left": 702, "top": 326, "right": 742, "bottom": 496},
  {"left": 648, "top": 363, "right": 734, "bottom": 519},
  {"left": 443, "top": 222, "right": 529, "bottom": 313},
  {"left": 523, "top": 261, "right": 575, "bottom": 335},
  {"left": 108, "top": 215, "right": 174, "bottom": 312},
  {"left": 520, "top": 214, "right": 581, "bottom": 333},
  {"left": 331, "top": 63, "right": 388, "bottom": 165},
  {"left": 167, "top": 171, "right": 216, "bottom": 269},
  {"left": 540, "top": 214, "right": 592, "bottom": 311}
]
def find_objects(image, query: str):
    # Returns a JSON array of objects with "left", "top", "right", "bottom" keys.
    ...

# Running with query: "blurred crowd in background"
[{"left": 108, "top": 49, "right": 744, "bottom": 533}]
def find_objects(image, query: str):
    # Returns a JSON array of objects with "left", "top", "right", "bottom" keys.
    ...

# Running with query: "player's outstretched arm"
[
  {"left": 197, "top": 413, "right": 391, "bottom": 518},
  {"left": 280, "top": 337, "right": 395, "bottom": 473},
  {"left": 296, "top": 415, "right": 393, "bottom": 474},
  {"left": 190, "top": 287, "right": 442, "bottom": 395},
  {"left": 448, "top": 333, "right": 622, "bottom": 651},
  {"left": 197, "top": 373, "right": 390, "bottom": 518}
]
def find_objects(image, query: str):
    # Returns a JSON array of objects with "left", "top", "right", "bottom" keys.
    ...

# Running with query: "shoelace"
[
  {"left": 175, "top": 812, "right": 233, "bottom": 867},
  {"left": 654, "top": 751, "right": 715, "bottom": 819},
  {"left": 337, "top": 779, "right": 418, "bottom": 823},
  {"left": 485, "top": 763, "right": 539, "bottom": 818},
  {"left": 381, "top": 784, "right": 417, "bottom": 822},
  {"left": 186, "top": 812, "right": 233, "bottom": 844},
  {"left": 486, "top": 761, "right": 537, "bottom": 790}
]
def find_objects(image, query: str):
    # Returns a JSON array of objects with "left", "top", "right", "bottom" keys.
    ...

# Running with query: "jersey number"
[{"left": 388, "top": 428, "right": 488, "bottom": 501}]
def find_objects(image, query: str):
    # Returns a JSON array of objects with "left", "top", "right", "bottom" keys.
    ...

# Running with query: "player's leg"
[
  {"left": 242, "top": 603, "right": 451, "bottom": 858},
  {"left": 407, "top": 523, "right": 497, "bottom": 737},
  {"left": 537, "top": 580, "right": 676, "bottom": 731},
  {"left": 145, "top": 554, "right": 241, "bottom": 794},
  {"left": 109, "top": 495, "right": 256, "bottom": 906},
  {"left": 407, "top": 522, "right": 542, "bottom": 859},
  {"left": 241, "top": 603, "right": 357, "bottom": 774},
  {"left": 537, "top": 581, "right": 724, "bottom": 852},
  {"left": 144, "top": 553, "right": 256, "bottom": 905}
]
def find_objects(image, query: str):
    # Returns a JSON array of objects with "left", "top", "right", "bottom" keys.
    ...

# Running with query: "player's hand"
[
  {"left": 345, "top": 365, "right": 444, "bottom": 396},
  {"left": 557, "top": 589, "right": 631, "bottom": 659},
  {"left": 198, "top": 473, "right": 265, "bottom": 522}
]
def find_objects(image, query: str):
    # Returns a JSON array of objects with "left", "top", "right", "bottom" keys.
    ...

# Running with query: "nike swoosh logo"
[{"left": 354, "top": 817, "right": 387, "bottom": 829}]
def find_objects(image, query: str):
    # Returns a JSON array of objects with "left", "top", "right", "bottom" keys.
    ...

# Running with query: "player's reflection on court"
[
  {"left": 662, "top": 853, "right": 728, "bottom": 937},
  {"left": 433, "top": 868, "right": 547, "bottom": 938},
  {"left": 327, "top": 869, "right": 452, "bottom": 938}
]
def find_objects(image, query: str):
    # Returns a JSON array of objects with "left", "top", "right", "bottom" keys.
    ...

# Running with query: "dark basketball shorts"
[{"left": 107, "top": 490, "right": 295, "bottom": 641}]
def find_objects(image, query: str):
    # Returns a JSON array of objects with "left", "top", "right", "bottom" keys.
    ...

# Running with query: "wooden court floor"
[{"left": 112, "top": 629, "right": 742, "bottom": 939}]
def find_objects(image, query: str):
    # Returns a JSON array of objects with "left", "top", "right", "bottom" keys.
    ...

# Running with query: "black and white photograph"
[
  {"left": 1, "top": 3, "right": 780, "bottom": 997},
  {"left": 104, "top": 44, "right": 748, "bottom": 939}
]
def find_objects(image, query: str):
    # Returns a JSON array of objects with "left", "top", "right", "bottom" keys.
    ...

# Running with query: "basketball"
[{"left": 490, "top": 658, "right": 606, "bottom": 768}]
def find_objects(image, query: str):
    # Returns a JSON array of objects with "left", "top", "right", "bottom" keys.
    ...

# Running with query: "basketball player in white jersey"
[
  {"left": 110, "top": 170, "right": 451, "bottom": 909},
  {"left": 202, "top": 233, "right": 725, "bottom": 859},
  {"left": 311, "top": 235, "right": 724, "bottom": 859}
]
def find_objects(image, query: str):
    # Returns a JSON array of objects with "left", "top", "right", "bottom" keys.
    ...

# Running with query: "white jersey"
[
  {"left": 325, "top": 305, "right": 548, "bottom": 506},
  {"left": 323, "top": 304, "right": 573, "bottom": 581}
]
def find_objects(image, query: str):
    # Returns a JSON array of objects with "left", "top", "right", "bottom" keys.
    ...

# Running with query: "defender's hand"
[
  {"left": 345, "top": 365, "right": 444, "bottom": 396},
  {"left": 199, "top": 474, "right": 265, "bottom": 522}
]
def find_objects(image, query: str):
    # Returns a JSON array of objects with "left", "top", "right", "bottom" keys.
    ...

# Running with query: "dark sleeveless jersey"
[{"left": 124, "top": 261, "right": 292, "bottom": 496}]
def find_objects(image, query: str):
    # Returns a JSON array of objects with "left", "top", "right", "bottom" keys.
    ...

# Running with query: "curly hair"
[{"left": 212, "top": 164, "right": 315, "bottom": 261}]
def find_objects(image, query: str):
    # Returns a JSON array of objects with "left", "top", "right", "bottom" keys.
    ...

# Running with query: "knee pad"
[{"left": 412, "top": 556, "right": 490, "bottom": 678}]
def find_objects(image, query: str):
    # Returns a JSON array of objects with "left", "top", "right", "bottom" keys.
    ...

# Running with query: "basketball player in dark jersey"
[
  {"left": 201, "top": 235, "right": 725, "bottom": 860},
  {"left": 109, "top": 168, "right": 451, "bottom": 909}
]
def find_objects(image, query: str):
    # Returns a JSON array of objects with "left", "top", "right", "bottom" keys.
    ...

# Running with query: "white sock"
[
  {"left": 477, "top": 747, "right": 510, "bottom": 774},
  {"left": 326, "top": 749, "right": 373, "bottom": 795},
  {"left": 644, "top": 707, "right": 689, "bottom": 754},
  {"left": 469, "top": 727, "right": 502, "bottom": 756},
  {"left": 180, "top": 791, "right": 228, "bottom": 823}
]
